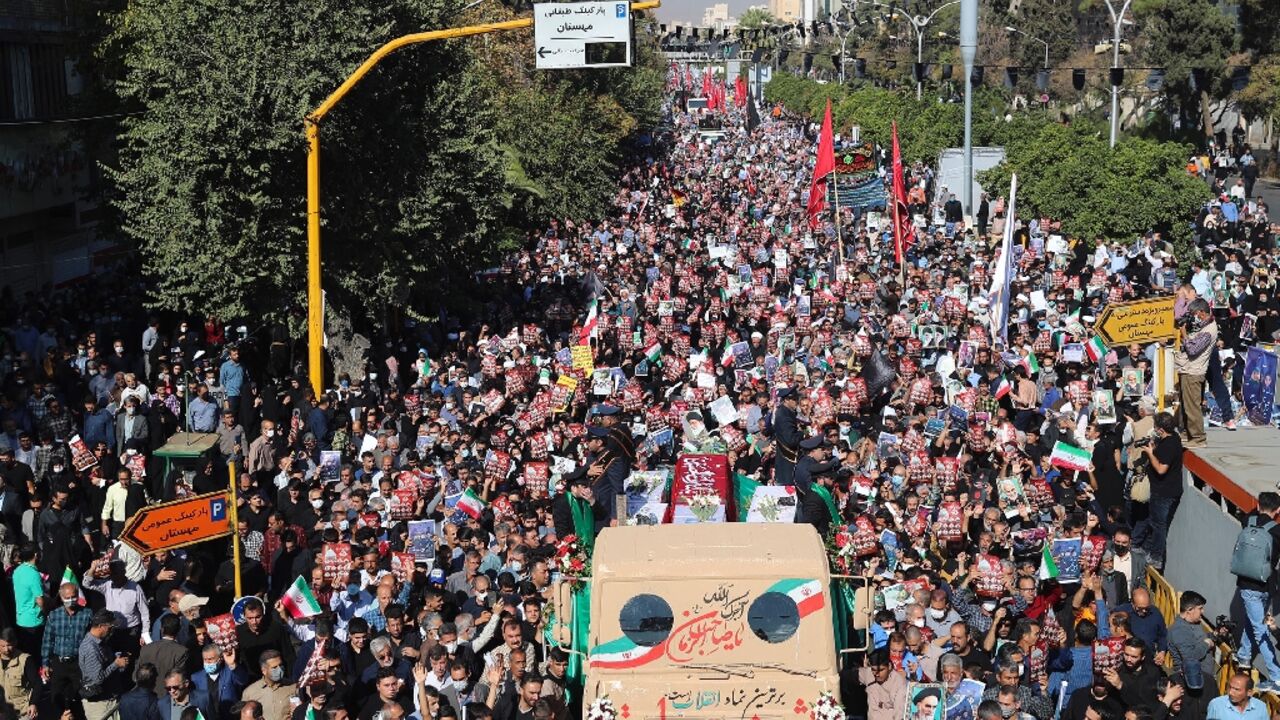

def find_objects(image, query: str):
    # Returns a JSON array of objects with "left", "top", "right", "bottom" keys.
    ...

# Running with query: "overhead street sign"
[
  {"left": 120, "top": 490, "right": 232, "bottom": 554},
  {"left": 1095, "top": 297, "right": 1177, "bottom": 346},
  {"left": 534, "top": 1, "right": 632, "bottom": 70}
]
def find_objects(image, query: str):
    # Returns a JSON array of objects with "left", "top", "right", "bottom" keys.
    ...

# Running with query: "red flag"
[
  {"left": 890, "top": 121, "right": 916, "bottom": 265},
  {"left": 734, "top": 76, "right": 747, "bottom": 107},
  {"left": 702, "top": 68, "right": 712, "bottom": 98},
  {"left": 806, "top": 99, "right": 836, "bottom": 228},
  {"left": 684, "top": 65, "right": 692, "bottom": 91}
]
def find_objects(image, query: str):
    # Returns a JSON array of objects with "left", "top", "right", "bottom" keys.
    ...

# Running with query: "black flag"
[{"left": 746, "top": 82, "right": 762, "bottom": 132}]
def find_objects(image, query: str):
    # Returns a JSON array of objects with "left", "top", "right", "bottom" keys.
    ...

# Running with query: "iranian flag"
[
  {"left": 721, "top": 339, "right": 736, "bottom": 368},
  {"left": 766, "top": 578, "right": 826, "bottom": 618},
  {"left": 62, "top": 566, "right": 86, "bottom": 606},
  {"left": 1085, "top": 336, "right": 1107, "bottom": 363},
  {"left": 1049, "top": 440, "right": 1092, "bottom": 472},
  {"left": 578, "top": 299, "right": 599, "bottom": 344},
  {"left": 991, "top": 375, "right": 1012, "bottom": 400},
  {"left": 589, "top": 634, "right": 669, "bottom": 670},
  {"left": 1038, "top": 544, "right": 1059, "bottom": 580},
  {"left": 281, "top": 576, "right": 323, "bottom": 619},
  {"left": 1022, "top": 350, "right": 1040, "bottom": 376},
  {"left": 457, "top": 487, "right": 487, "bottom": 520},
  {"left": 644, "top": 342, "right": 663, "bottom": 365}
]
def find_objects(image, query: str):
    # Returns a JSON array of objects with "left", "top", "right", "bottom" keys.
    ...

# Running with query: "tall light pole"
[
  {"left": 1004, "top": 25, "right": 1048, "bottom": 69},
  {"left": 871, "top": 0, "right": 961, "bottom": 100},
  {"left": 838, "top": 23, "right": 860, "bottom": 84},
  {"left": 960, "top": 0, "right": 976, "bottom": 215},
  {"left": 1104, "top": 0, "right": 1131, "bottom": 148}
]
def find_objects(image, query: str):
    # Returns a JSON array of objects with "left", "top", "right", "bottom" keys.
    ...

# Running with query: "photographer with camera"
[
  {"left": 1132, "top": 412, "right": 1183, "bottom": 571},
  {"left": 1173, "top": 298, "right": 1217, "bottom": 448}
]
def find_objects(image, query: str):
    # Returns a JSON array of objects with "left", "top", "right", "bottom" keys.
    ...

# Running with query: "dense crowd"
[{"left": 0, "top": 76, "right": 1276, "bottom": 720}]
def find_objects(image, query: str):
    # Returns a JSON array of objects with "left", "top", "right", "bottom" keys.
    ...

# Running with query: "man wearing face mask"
[
  {"left": 924, "top": 589, "right": 962, "bottom": 638},
  {"left": 192, "top": 641, "right": 250, "bottom": 718},
  {"left": 247, "top": 420, "right": 280, "bottom": 484},
  {"left": 40, "top": 582, "right": 90, "bottom": 715},
  {"left": 242, "top": 649, "right": 297, "bottom": 720},
  {"left": 115, "top": 397, "right": 150, "bottom": 455}
]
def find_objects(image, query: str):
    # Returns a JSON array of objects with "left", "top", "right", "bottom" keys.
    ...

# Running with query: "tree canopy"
[{"left": 102, "top": 0, "right": 663, "bottom": 329}]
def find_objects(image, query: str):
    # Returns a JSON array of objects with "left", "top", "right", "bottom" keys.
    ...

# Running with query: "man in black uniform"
[
  {"left": 585, "top": 426, "right": 628, "bottom": 533},
  {"left": 592, "top": 404, "right": 635, "bottom": 466},
  {"left": 772, "top": 388, "right": 802, "bottom": 487},
  {"left": 793, "top": 435, "right": 839, "bottom": 523},
  {"left": 799, "top": 459, "right": 839, "bottom": 539},
  {"left": 552, "top": 471, "right": 600, "bottom": 540}
]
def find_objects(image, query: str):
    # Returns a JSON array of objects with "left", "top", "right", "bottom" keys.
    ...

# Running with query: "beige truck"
[{"left": 555, "top": 523, "right": 864, "bottom": 720}]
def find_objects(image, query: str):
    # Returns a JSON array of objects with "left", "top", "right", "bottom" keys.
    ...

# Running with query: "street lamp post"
[
  {"left": 959, "top": 0, "right": 976, "bottom": 216},
  {"left": 839, "top": 24, "right": 859, "bottom": 84},
  {"left": 872, "top": 0, "right": 961, "bottom": 101},
  {"left": 1004, "top": 25, "right": 1048, "bottom": 69},
  {"left": 1104, "top": 0, "right": 1132, "bottom": 148}
]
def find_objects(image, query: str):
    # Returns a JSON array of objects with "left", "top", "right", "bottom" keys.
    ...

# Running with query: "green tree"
[
  {"left": 103, "top": 0, "right": 663, "bottom": 326},
  {"left": 1136, "top": 0, "right": 1235, "bottom": 139},
  {"left": 105, "top": 0, "right": 506, "bottom": 323},
  {"left": 738, "top": 7, "right": 776, "bottom": 29},
  {"left": 980, "top": 123, "right": 1210, "bottom": 252},
  {"left": 1008, "top": 0, "right": 1073, "bottom": 74}
]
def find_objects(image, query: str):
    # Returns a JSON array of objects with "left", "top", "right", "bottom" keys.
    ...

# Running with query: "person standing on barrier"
[
  {"left": 1231, "top": 491, "right": 1280, "bottom": 692},
  {"left": 1173, "top": 299, "right": 1216, "bottom": 448}
]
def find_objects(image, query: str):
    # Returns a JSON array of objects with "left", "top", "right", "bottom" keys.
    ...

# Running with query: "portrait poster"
[
  {"left": 905, "top": 683, "right": 945, "bottom": 720},
  {"left": 1244, "top": 346, "right": 1278, "bottom": 426},
  {"left": 945, "top": 679, "right": 985, "bottom": 720},
  {"left": 1120, "top": 368, "right": 1144, "bottom": 398},
  {"left": 318, "top": 450, "right": 341, "bottom": 482},
  {"left": 407, "top": 521, "right": 437, "bottom": 561},
  {"left": 1051, "top": 537, "right": 1082, "bottom": 584},
  {"left": 1093, "top": 389, "right": 1117, "bottom": 425}
]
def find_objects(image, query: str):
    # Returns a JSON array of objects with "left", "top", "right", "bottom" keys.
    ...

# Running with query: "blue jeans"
[
  {"left": 1134, "top": 495, "right": 1179, "bottom": 564},
  {"left": 1238, "top": 588, "right": 1280, "bottom": 678}
]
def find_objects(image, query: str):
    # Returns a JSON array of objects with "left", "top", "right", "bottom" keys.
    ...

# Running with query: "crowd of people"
[{"left": 0, "top": 74, "right": 1275, "bottom": 720}]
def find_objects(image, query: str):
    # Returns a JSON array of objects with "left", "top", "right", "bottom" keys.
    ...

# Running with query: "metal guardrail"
[{"left": 1146, "top": 566, "right": 1280, "bottom": 713}]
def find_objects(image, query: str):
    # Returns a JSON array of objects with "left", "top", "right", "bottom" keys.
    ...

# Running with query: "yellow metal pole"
[
  {"left": 1156, "top": 347, "right": 1167, "bottom": 413},
  {"left": 307, "top": 120, "right": 323, "bottom": 399},
  {"left": 304, "top": 2, "right": 661, "bottom": 397},
  {"left": 228, "top": 461, "right": 243, "bottom": 598}
]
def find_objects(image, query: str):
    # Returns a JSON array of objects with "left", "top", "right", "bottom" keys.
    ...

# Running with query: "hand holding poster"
[
  {"left": 322, "top": 542, "right": 353, "bottom": 580},
  {"left": 206, "top": 613, "right": 238, "bottom": 651},
  {"left": 407, "top": 521, "right": 437, "bottom": 561},
  {"left": 1050, "top": 537, "right": 1082, "bottom": 583}
]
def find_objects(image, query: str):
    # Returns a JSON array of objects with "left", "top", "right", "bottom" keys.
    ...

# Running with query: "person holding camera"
[
  {"left": 1132, "top": 412, "right": 1183, "bottom": 570},
  {"left": 1173, "top": 299, "right": 1217, "bottom": 447}
]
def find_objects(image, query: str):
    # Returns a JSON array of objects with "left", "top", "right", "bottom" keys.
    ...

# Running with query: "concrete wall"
[{"left": 1164, "top": 478, "right": 1242, "bottom": 620}]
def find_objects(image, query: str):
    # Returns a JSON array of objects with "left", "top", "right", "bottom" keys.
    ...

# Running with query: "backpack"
[{"left": 1230, "top": 515, "right": 1277, "bottom": 583}]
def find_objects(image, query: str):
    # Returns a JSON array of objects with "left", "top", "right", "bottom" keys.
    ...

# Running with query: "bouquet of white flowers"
[
  {"left": 586, "top": 697, "right": 619, "bottom": 720},
  {"left": 687, "top": 492, "right": 721, "bottom": 522},
  {"left": 811, "top": 692, "right": 846, "bottom": 720}
]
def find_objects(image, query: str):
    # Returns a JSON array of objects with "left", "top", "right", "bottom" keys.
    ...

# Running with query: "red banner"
[{"left": 664, "top": 454, "right": 733, "bottom": 523}]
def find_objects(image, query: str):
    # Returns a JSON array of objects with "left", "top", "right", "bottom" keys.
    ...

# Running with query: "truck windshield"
[{"left": 589, "top": 578, "right": 831, "bottom": 673}]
